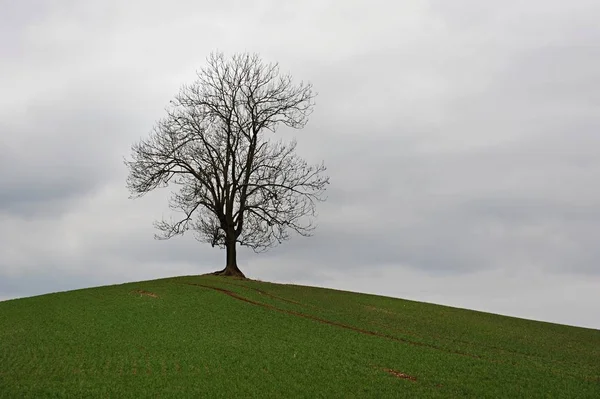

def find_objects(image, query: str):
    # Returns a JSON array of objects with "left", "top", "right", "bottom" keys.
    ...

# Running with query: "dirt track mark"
[
  {"left": 131, "top": 290, "right": 159, "bottom": 298},
  {"left": 216, "top": 280, "right": 318, "bottom": 309},
  {"left": 190, "top": 283, "right": 596, "bottom": 382},
  {"left": 382, "top": 368, "right": 417, "bottom": 382},
  {"left": 180, "top": 282, "right": 481, "bottom": 360},
  {"left": 365, "top": 305, "right": 397, "bottom": 315},
  {"left": 371, "top": 316, "right": 593, "bottom": 375}
]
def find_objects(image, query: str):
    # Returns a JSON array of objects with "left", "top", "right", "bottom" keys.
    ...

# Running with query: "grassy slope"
[{"left": 0, "top": 275, "right": 598, "bottom": 398}]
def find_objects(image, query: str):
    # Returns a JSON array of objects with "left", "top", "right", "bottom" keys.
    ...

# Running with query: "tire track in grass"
[
  {"left": 367, "top": 312, "right": 600, "bottom": 381},
  {"left": 209, "top": 280, "right": 465, "bottom": 347},
  {"left": 213, "top": 280, "right": 318, "bottom": 309},
  {"left": 185, "top": 282, "right": 600, "bottom": 383},
  {"left": 179, "top": 282, "right": 481, "bottom": 360},
  {"left": 232, "top": 280, "right": 594, "bottom": 377}
]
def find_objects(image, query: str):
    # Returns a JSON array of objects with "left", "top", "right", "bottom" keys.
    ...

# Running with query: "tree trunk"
[{"left": 211, "top": 234, "right": 246, "bottom": 278}]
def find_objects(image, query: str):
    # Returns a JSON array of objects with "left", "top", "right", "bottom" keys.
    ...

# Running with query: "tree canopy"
[{"left": 125, "top": 52, "right": 329, "bottom": 277}]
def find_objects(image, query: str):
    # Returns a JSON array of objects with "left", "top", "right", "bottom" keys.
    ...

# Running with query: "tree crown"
[{"left": 125, "top": 52, "right": 329, "bottom": 253}]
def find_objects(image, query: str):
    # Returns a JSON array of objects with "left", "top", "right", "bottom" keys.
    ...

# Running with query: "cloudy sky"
[{"left": 1, "top": 0, "right": 599, "bottom": 329}]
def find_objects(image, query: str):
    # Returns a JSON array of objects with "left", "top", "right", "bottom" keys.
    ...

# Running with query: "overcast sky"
[{"left": 1, "top": 0, "right": 599, "bottom": 330}]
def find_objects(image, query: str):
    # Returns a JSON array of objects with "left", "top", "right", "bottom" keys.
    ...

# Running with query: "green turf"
[{"left": 0, "top": 275, "right": 598, "bottom": 398}]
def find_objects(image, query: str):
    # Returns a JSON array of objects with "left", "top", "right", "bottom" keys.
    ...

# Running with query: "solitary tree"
[{"left": 125, "top": 52, "right": 329, "bottom": 278}]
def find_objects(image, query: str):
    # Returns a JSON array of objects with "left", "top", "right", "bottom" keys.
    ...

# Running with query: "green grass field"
[{"left": 0, "top": 275, "right": 598, "bottom": 398}]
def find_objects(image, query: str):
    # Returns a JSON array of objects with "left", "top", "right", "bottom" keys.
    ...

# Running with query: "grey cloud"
[
  {"left": 259, "top": 128, "right": 600, "bottom": 277},
  {"left": 1, "top": 0, "right": 599, "bottom": 329},
  {"left": 1, "top": 127, "right": 98, "bottom": 218},
  {"left": 0, "top": 73, "right": 161, "bottom": 217},
  {"left": 0, "top": 270, "right": 106, "bottom": 300}
]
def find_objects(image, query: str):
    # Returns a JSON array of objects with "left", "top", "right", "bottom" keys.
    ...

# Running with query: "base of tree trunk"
[{"left": 209, "top": 266, "right": 246, "bottom": 279}]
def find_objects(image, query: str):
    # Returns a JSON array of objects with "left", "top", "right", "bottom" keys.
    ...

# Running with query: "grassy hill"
[{"left": 0, "top": 275, "right": 598, "bottom": 398}]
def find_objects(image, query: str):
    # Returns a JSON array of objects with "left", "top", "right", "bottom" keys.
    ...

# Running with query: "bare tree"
[{"left": 125, "top": 52, "right": 329, "bottom": 278}]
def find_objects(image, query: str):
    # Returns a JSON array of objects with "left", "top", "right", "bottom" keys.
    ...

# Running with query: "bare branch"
[{"left": 124, "top": 51, "right": 328, "bottom": 273}]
